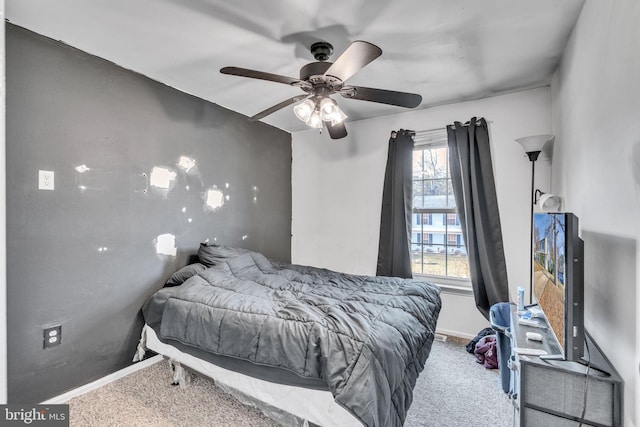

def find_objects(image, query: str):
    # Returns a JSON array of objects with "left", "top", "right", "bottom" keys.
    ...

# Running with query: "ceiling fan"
[{"left": 220, "top": 41, "right": 423, "bottom": 139}]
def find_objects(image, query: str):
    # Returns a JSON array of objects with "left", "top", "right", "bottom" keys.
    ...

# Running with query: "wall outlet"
[
  {"left": 38, "top": 170, "right": 55, "bottom": 190},
  {"left": 43, "top": 325, "right": 62, "bottom": 349}
]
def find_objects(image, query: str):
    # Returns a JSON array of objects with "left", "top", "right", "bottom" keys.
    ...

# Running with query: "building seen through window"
[{"left": 412, "top": 130, "right": 470, "bottom": 280}]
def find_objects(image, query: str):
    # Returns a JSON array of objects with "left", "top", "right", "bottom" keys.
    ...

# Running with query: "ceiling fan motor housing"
[
  {"left": 299, "top": 61, "right": 343, "bottom": 95},
  {"left": 299, "top": 61, "right": 331, "bottom": 81},
  {"left": 310, "top": 41, "right": 333, "bottom": 61}
]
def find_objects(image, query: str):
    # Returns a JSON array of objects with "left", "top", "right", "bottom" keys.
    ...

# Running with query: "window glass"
[{"left": 411, "top": 132, "right": 470, "bottom": 281}]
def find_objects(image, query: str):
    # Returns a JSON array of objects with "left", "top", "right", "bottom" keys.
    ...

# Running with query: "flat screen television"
[{"left": 532, "top": 212, "right": 585, "bottom": 362}]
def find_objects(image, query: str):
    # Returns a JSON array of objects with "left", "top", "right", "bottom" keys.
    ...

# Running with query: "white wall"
[
  {"left": 292, "top": 87, "right": 552, "bottom": 338},
  {"left": 550, "top": 1, "right": 639, "bottom": 425}
]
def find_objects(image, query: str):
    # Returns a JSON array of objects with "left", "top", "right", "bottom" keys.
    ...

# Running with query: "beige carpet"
[
  {"left": 67, "top": 359, "right": 279, "bottom": 427},
  {"left": 68, "top": 338, "right": 512, "bottom": 427}
]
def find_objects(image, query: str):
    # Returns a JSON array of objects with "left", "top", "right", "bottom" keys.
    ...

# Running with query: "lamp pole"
[
  {"left": 516, "top": 134, "right": 554, "bottom": 306},
  {"left": 526, "top": 150, "right": 541, "bottom": 305}
]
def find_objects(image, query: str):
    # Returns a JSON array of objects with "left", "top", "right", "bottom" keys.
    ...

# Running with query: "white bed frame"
[{"left": 134, "top": 325, "right": 362, "bottom": 427}]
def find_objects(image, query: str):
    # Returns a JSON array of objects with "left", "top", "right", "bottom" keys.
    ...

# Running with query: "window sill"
[
  {"left": 437, "top": 283, "right": 474, "bottom": 296},
  {"left": 413, "top": 275, "right": 473, "bottom": 296}
]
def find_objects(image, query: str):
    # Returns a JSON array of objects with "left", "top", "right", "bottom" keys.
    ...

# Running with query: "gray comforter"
[{"left": 142, "top": 251, "right": 441, "bottom": 427}]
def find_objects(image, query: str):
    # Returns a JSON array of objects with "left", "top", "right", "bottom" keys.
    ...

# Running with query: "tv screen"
[{"left": 533, "top": 212, "right": 584, "bottom": 362}]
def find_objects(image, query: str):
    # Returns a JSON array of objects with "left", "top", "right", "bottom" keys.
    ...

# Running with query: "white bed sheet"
[{"left": 139, "top": 324, "right": 362, "bottom": 427}]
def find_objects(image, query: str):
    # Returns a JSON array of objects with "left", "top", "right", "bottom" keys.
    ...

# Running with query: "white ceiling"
[{"left": 6, "top": 0, "right": 585, "bottom": 133}]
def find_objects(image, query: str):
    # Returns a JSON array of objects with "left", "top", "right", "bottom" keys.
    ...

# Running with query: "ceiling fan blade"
[
  {"left": 324, "top": 41, "right": 382, "bottom": 82},
  {"left": 326, "top": 121, "right": 348, "bottom": 139},
  {"left": 340, "top": 86, "right": 422, "bottom": 108},
  {"left": 250, "top": 95, "right": 309, "bottom": 121},
  {"left": 220, "top": 66, "right": 303, "bottom": 86}
]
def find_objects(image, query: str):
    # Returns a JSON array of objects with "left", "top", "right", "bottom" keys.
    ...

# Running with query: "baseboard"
[
  {"left": 41, "top": 355, "right": 163, "bottom": 404},
  {"left": 436, "top": 328, "right": 475, "bottom": 341}
]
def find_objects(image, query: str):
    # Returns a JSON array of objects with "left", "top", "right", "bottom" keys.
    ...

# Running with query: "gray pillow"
[
  {"left": 197, "top": 243, "right": 250, "bottom": 267},
  {"left": 165, "top": 263, "right": 206, "bottom": 287},
  {"left": 224, "top": 252, "right": 274, "bottom": 275}
]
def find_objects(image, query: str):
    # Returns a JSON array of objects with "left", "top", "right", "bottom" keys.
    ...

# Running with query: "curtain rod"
[
  {"left": 414, "top": 119, "right": 493, "bottom": 136},
  {"left": 391, "top": 120, "right": 493, "bottom": 139}
]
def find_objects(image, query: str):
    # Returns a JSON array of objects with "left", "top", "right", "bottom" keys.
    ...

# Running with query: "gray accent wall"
[{"left": 6, "top": 24, "right": 292, "bottom": 403}]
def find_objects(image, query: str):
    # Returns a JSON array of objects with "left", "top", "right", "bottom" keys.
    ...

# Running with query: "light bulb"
[
  {"left": 305, "top": 110, "right": 323, "bottom": 128},
  {"left": 318, "top": 97, "right": 347, "bottom": 124},
  {"left": 293, "top": 99, "right": 315, "bottom": 123},
  {"left": 319, "top": 97, "right": 338, "bottom": 121}
]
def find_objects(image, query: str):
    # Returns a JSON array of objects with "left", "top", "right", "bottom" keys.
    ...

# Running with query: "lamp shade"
[
  {"left": 538, "top": 193, "right": 562, "bottom": 211},
  {"left": 305, "top": 110, "right": 323, "bottom": 128},
  {"left": 515, "top": 134, "right": 555, "bottom": 154},
  {"left": 293, "top": 99, "right": 316, "bottom": 123},
  {"left": 319, "top": 97, "right": 347, "bottom": 124}
]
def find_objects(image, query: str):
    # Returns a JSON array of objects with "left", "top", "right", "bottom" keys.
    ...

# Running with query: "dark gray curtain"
[
  {"left": 448, "top": 117, "right": 509, "bottom": 319},
  {"left": 376, "top": 129, "right": 414, "bottom": 278}
]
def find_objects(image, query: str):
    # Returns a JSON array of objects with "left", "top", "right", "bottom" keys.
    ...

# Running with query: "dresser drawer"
[
  {"left": 523, "top": 407, "right": 600, "bottom": 427},
  {"left": 521, "top": 362, "right": 616, "bottom": 426}
]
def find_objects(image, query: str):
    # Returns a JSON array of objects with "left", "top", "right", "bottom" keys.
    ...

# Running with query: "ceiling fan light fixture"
[
  {"left": 319, "top": 97, "right": 337, "bottom": 120},
  {"left": 329, "top": 108, "right": 348, "bottom": 126},
  {"left": 319, "top": 97, "right": 347, "bottom": 125},
  {"left": 294, "top": 96, "right": 347, "bottom": 128},
  {"left": 293, "top": 99, "right": 316, "bottom": 123},
  {"left": 305, "top": 110, "right": 323, "bottom": 128}
]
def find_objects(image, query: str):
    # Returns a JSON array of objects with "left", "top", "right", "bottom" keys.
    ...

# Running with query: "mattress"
[
  {"left": 140, "top": 245, "right": 442, "bottom": 426},
  {"left": 138, "top": 325, "right": 361, "bottom": 426}
]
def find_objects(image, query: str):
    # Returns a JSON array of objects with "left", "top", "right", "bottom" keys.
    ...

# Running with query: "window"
[
  {"left": 423, "top": 233, "right": 433, "bottom": 244},
  {"left": 411, "top": 129, "right": 470, "bottom": 281}
]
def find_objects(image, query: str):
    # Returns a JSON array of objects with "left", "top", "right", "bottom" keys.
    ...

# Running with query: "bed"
[{"left": 135, "top": 243, "right": 442, "bottom": 427}]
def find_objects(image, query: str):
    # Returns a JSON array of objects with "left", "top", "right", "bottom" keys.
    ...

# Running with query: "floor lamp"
[{"left": 516, "top": 134, "right": 555, "bottom": 304}]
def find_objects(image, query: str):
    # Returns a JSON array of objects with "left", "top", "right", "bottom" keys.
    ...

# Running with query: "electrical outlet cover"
[
  {"left": 38, "top": 170, "right": 55, "bottom": 190},
  {"left": 43, "top": 325, "right": 62, "bottom": 348}
]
